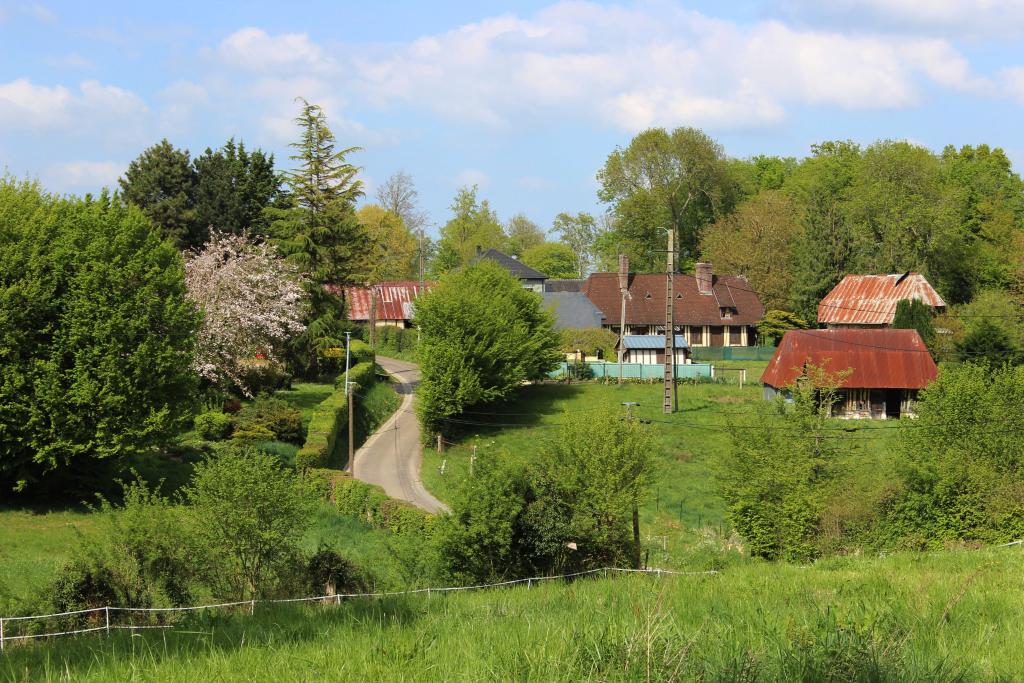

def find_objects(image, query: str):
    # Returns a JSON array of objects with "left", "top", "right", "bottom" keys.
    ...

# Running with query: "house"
[
  {"left": 474, "top": 247, "right": 548, "bottom": 292},
  {"left": 540, "top": 291, "right": 605, "bottom": 330},
  {"left": 617, "top": 335, "right": 691, "bottom": 365},
  {"left": 334, "top": 281, "right": 431, "bottom": 329},
  {"left": 818, "top": 273, "right": 946, "bottom": 327},
  {"left": 761, "top": 328, "right": 938, "bottom": 419},
  {"left": 581, "top": 256, "right": 765, "bottom": 348}
]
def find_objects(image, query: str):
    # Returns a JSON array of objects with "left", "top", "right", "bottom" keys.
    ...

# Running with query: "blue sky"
[{"left": 2, "top": 0, "right": 1024, "bottom": 236}]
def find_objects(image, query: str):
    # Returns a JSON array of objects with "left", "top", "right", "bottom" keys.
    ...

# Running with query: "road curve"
[{"left": 352, "top": 356, "right": 449, "bottom": 514}]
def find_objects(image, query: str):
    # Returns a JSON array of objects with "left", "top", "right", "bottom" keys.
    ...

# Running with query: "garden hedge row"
[
  {"left": 334, "top": 476, "right": 435, "bottom": 536},
  {"left": 296, "top": 359, "right": 377, "bottom": 469}
]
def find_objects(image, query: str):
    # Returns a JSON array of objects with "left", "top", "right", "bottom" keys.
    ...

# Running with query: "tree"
[
  {"left": 184, "top": 445, "right": 317, "bottom": 600},
  {"left": 119, "top": 139, "right": 199, "bottom": 249},
  {"left": 193, "top": 138, "right": 279, "bottom": 240},
  {"left": 892, "top": 298, "right": 937, "bottom": 352},
  {"left": 269, "top": 99, "right": 368, "bottom": 375},
  {"left": 521, "top": 242, "right": 577, "bottom": 278},
  {"left": 0, "top": 180, "right": 199, "bottom": 492},
  {"left": 184, "top": 231, "right": 306, "bottom": 397},
  {"left": 435, "top": 186, "right": 506, "bottom": 270},
  {"left": 375, "top": 170, "right": 431, "bottom": 280},
  {"left": 700, "top": 190, "right": 802, "bottom": 310},
  {"left": 954, "top": 289, "right": 1024, "bottom": 364},
  {"left": 719, "top": 364, "right": 847, "bottom": 562},
  {"left": 957, "top": 319, "right": 1021, "bottom": 365},
  {"left": 505, "top": 213, "right": 545, "bottom": 257},
  {"left": 550, "top": 212, "right": 598, "bottom": 277},
  {"left": 596, "top": 127, "right": 733, "bottom": 270},
  {"left": 356, "top": 204, "right": 419, "bottom": 281},
  {"left": 756, "top": 310, "right": 810, "bottom": 346},
  {"left": 414, "top": 260, "right": 561, "bottom": 437}
]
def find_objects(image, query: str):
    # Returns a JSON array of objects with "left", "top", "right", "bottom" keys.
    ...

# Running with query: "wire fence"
[{"left": 0, "top": 566, "right": 716, "bottom": 650}]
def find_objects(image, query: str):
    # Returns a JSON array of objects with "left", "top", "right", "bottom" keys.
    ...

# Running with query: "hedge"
[
  {"left": 296, "top": 359, "right": 377, "bottom": 469},
  {"left": 334, "top": 476, "right": 435, "bottom": 536}
]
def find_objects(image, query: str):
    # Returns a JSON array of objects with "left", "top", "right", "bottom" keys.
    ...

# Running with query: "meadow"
[{"left": 2, "top": 546, "right": 1022, "bottom": 681}]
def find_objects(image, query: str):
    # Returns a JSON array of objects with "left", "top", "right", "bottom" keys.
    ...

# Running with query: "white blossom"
[{"left": 185, "top": 231, "right": 306, "bottom": 396}]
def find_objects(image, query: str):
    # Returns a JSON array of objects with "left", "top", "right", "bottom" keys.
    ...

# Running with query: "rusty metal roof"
[
  {"left": 817, "top": 273, "right": 946, "bottom": 325},
  {"left": 331, "top": 281, "right": 432, "bottom": 322},
  {"left": 761, "top": 328, "right": 938, "bottom": 389}
]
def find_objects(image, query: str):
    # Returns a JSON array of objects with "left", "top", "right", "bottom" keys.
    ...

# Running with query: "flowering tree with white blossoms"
[{"left": 185, "top": 231, "right": 306, "bottom": 396}]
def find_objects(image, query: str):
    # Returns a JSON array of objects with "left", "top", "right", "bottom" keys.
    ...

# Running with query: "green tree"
[
  {"left": 700, "top": 190, "right": 802, "bottom": 310},
  {"left": 957, "top": 319, "right": 1021, "bottom": 365},
  {"left": 269, "top": 99, "right": 369, "bottom": 375},
  {"left": 414, "top": 260, "right": 561, "bottom": 438},
  {"left": 756, "top": 310, "right": 810, "bottom": 346},
  {"left": 596, "top": 127, "right": 733, "bottom": 270},
  {"left": 435, "top": 186, "right": 506, "bottom": 270},
  {"left": 550, "top": 211, "right": 598, "bottom": 277},
  {"left": 521, "top": 242, "right": 577, "bottom": 278},
  {"left": 0, "top": 180, "right": 199, "bottom": 492},
  {"left": 356, "top": 204, "right": 418, "bottom": 281},
  {"left": 119, "top": 139, "right": 199, "bottom": 248},
  {"left": 184, "top": 445, "right": 317, "bottom": 600},
  {"left": 892, "top": 298, "right": 937, "bottom": 352},
  {"left": 505, "top": 213, "right": 545, "bottom": 257},
  {"left": 193, "top": 138, "right": 279, "bottom": 240}
]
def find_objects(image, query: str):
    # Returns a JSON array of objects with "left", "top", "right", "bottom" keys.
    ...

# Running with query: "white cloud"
[
  {"left": 46, "top": 160, "right": 124, "bottom": 188},
  {"left": 0, "top": 79, "right": 72, "bottom": 126},
  {"left": 777, "top": 0, "right": 1024, "bottom": 40},
  {"left": 0, "top": 78, "right": 147, "bottom": 132},
  {"left": 1002, "top": 66, "right": 1024, "bottom": 104},
  {"left": 216, "top": 27, "right": 329, "bottom": 72},
  {"left": 455, "top": 168, "right": 490, "bottom": 188}
]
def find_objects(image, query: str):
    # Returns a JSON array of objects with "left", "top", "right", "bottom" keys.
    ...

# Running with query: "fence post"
[
  {"left": 104, "top": 606, "right": 110, "bottom": 635},
  {"left": 1, "top": 616, "right": 5, "bottom": 652},
  {"left": 250, "top": 600, "right": 255, "bottom": 615}
]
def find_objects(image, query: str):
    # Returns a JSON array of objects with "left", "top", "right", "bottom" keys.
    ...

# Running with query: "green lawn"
[
  {"left": 4, "top": 546, "right": 1023, "bottom": 680},
  {"left": 422, "top": 378, "right": 901, "bottom": 568}
]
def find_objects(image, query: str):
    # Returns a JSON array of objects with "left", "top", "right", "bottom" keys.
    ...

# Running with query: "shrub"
[
  {"left": 194, "top": 410, "right": 234, "bottom": 440},
  {"left": 231, "top": 425, "right": 276, "bottom": 442},
  {"left": 334, "top": 477, "right": 434, "bottom": 536},
  {"left": 235, "top": 397, "right": 305, "bottom": 444},
  {"left": 296, "top": 360, "right": 376, "bottom": 469},
  {"left": 305, "top": 545, "right": 369, "bottom": 595}
]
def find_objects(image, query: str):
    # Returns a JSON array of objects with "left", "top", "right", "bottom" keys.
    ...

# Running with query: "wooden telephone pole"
[{"left": 663, "top": 229, "right": 676, "bottom": 414}]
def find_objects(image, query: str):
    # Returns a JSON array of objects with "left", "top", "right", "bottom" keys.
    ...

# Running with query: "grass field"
[
  {"left": 3, "top": 546, "right": 1022, "bottom": 681},
  {"left": 421, "top": 376, "right": 900, "bottom": 556}
]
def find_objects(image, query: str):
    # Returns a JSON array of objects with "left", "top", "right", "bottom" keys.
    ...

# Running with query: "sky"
[{"left": 2, "top": 0, "right": 1024, "bottom": 236}]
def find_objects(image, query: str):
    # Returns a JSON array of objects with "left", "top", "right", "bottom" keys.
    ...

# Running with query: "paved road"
[{"left": 352, "top": 357, "right": 449, "bottom": 514}]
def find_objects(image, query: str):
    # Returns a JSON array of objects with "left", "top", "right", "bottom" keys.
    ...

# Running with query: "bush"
[
  {"left": 296, "top": 360, "right": 376, "bottom": 469},
  {"left": 235, "top": 397, "right": 305, "bottom": 444},
  {"left": 334, "top": 477, "right": 434, "bottom": 536},
  {"left": 305, "top": 545, "right": 369, "bottom": 595},
  {"left": 194, "top": 410, "right": 234, "bottom": 440},
  {"left": 237, "top": 360, "right": 292, "bottom": 395}
]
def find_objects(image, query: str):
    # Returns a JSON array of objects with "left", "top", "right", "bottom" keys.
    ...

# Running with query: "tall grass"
[{"left": 4, "top": 548, "right": 1020, "bottom": 681}]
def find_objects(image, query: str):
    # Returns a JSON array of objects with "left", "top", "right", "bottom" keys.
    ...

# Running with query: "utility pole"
[
  {"left": 344, "top": 331, "right": 354, "bottom": 473},
  {"left": 663, "top": 228, "right": 676, "bottom": 414},
  {"left": 617, "top": 253, "right": 628, "bottom": 386},
  {"left": 622, "top": 401, "right": 642, "bottom": 568},
  {"left": 368, "top": 285, "right": 377, "bottom": 348}
]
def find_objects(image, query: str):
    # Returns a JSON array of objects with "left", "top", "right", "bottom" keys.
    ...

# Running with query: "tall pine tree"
[{"left": 269, "top": 99, "right": 368, "bottom": 375}]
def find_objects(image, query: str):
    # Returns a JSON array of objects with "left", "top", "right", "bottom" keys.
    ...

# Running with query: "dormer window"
[
  {"left": 676, "top": 293, "right": 683, "bottom": 299},
  {"left": 721, "top": 307, "right": 733, "bottom": 319},
  {"left": 644, "top": 291, "right": 652, "bottom": 299}
]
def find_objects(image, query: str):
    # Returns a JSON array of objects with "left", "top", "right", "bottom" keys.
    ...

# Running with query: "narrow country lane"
[{"left": 352, "top": 356, "right": 449, "bottom": 514}]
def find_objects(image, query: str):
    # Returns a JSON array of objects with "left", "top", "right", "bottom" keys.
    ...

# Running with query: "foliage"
[
  {"left": 0, "top": 180, "right": 199, "bottom": 492},
  {"left": 194, "top": 411, "right": 234, "bottom": 441},
  {"left": 884, "top": 364, "right": 1024, "bottom": 547},
  {"left": 295, "top": 360, "right": 376, "bottom": 469},
  {"left": 719, "top": 364, "right": 847, "bottom": 561},
  {"left": 521, "top": 242, "right": 577, "bottom": 278},
  {"left": 505, "top": 213, "right": 545, "bottom": 257},
  {"left": 184, "top": 231, "right": 306, "bottom": 396},
  {"left": 234, "top": 397, "right": 306, "bottom": 445},
  {"left": 268, "top": 99, "right": 368, "bottom": 376},
  {"left": 953, "top": 289, "right": 1024, "bottom": 364},
  {"left": 414, "top": 260, "right": 561, "bottom": 438},
  {"left": 304, "top": 544, "right": 369, "bottom": 595},
  {"left": 334, "top": 477, "right": 434, "bottom": 537},
  {"left": 700, "top": 190, "right": 801, "bottom": 310},
  {"left": 184, "top": 445, "right": 318, "bottom": 600},
  {"left": 756, "top": 310, "right": 810, "bottom": 346},
  {"left": 892, "top": 298, "right": 937, "bottom": 352},
  {"left": 597, "top": 127, "right": 735, "bottom": 269},
  {"left": 119, "top": 139, "right": 200, "bottom": 249},
  {"left": 558, "top": 327, "right": 618, "bottom": 359},
  {"left": 356, "top": 204, "right": 419, "bottom": 281},
  {"left": 956, "top": 320, "right": 1021, "bottom": 365},
  {"left": 192, "top": 138, "right": 279, "bottom": 240},
  {"left": 550, "top": 211, "right": 599, "bottom": 278},
  {"left": 434, "top": 185, "right": 506, "bottom": 271}
]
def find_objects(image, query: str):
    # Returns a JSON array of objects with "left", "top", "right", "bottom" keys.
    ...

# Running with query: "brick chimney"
[
  {"left": 696, "top": 262, "right": 713, "bottom": 295},
  {"left": 618, "top": 253, "right": 629, "bottom": 292}
]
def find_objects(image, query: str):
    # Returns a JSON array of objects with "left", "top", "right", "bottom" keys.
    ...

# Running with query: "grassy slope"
[
  {"left": 4, "top": 547, "right": 1022, "bottom": 681},
  {"left": 0, "top": 509, "right": 100, "bottom": 601}
]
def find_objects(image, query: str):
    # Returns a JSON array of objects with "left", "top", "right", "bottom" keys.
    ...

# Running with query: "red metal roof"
[
  {"left": 761, "top": 328, "right": 938, "bottom": 390},
  {"left": 581, "top": 272, "right": 764, "bottom": 327},
  {"left": 330, "top": 281, "right": 432, "bottom": 322},
  {"left": 817, "top": 273, "right": 946, "bottom": 325}
]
